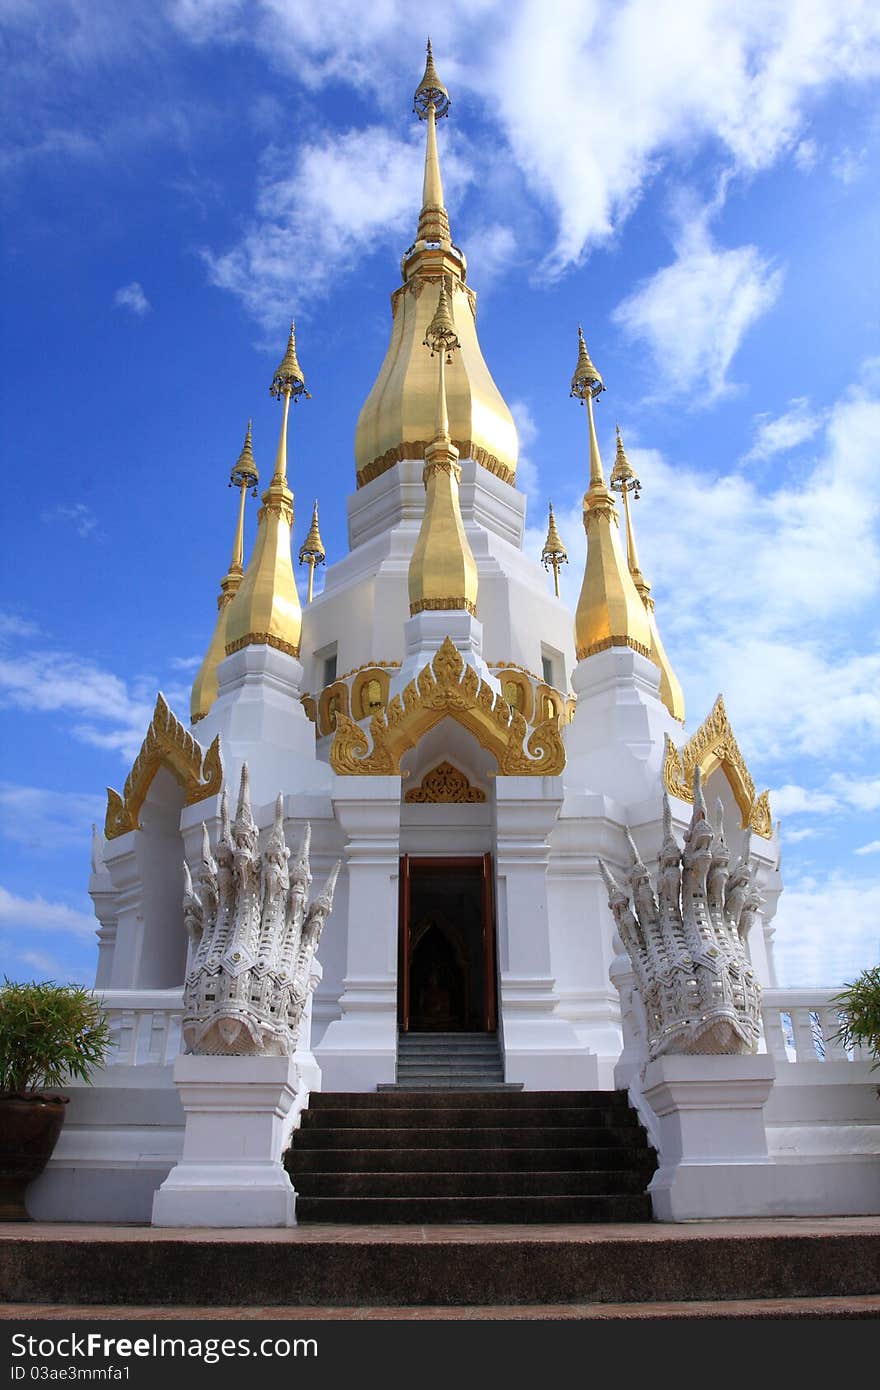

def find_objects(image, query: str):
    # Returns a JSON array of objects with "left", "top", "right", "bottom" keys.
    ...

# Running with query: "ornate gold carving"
[
  {"left": 301, "top": 695, "right": 317, "bottom": 724},
  {"left": 410, "top": 597, "right": 477, "bottom": 616},
  {"left": 330, "top": 637, "right": 566, "bottom": 778},
  {"left": 576, "top": 634, "right": 652, "bottom": 661},
  {"left": 318, "top": 681, "right": 351, "bottom": 738},
  {"left": 663, "top": 695, "right": 773, "bottom": 838},
  {"left": 356, "top": 440, "right": 515, "bottom": 489},
  {"left": 404, "top": 761, "right": 487, "bottom": 803},
  {"left": 104, "top": 693, "right": 223, "bottom": 840},
  {"left": 225, "top": 632, "right": 300, "bottom": 659},
  {"left": 351, "top": 668, "right": 390, "bottom": 720}
]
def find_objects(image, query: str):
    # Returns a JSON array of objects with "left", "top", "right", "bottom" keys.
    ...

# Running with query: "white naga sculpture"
[
  {"left": 600, "top": 767, "right": 763, "bottom": 1058},
  {"left": 181, "top": 763, "right": 340, "bottom": 1057}
]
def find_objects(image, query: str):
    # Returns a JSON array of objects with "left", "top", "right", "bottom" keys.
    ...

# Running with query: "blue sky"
[{"left": 1, "top": 0, "right": 879, "bottom": 990}]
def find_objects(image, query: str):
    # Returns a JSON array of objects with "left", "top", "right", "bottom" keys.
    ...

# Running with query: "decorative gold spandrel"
[
  {"left": 405, "top": 761, "right": 487, "bottom": 804},
  {"left": 663, "top": 695, "right": 772, "bottom": 838},
  {"left": 105, "top": 693, "right": 223, "bottom": 839},
  {"left": 329, "top": 637, "right": 566, "bottom": 778}
]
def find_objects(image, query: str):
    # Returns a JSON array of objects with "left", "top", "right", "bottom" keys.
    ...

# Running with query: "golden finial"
[
  {"left": 190, "top": 422, "right": 260, "bottom": 722},
  {"left": 541, "top": 501, "right": 568, "bottom": 598},
  {"left": 230, "top": 418, "right": 259, "bottom": 497},
  {"left": 609, "top": 427, "right": 685, "bottom": 720},
  {"left": 298, "top": 498, "right": 326, "bottom": 605},
  {"left": 424, "top": 279, "right": 460, "bottom": 360},
  {"left": 270, "top": 320, "right": 311, "bottom": 402},
  {"left": 570, "top": 324, "right": 604, "bottom": 401},
  {"left": 414, "top": 38, "right": 450, "bottom": 118}
]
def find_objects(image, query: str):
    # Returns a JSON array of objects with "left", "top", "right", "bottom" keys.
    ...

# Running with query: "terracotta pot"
[{"left": 0, "top": 1094, "right": 68, "bottom": 1221}]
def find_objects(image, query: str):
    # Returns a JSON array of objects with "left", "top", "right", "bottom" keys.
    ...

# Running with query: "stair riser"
[
  {"left": 294, "top": 1171, "right": 650, "bottom": 1197},
  {"left": 309, "top": 1090, "right": 635, "bottom": 1109},
  {"left": 294, "top": 1195, "right": 654, "bottom": 1223},
  {"left": 5, "top": 1236, "right": 878, "bottom": 1306},
  {"left": 301, "top": 1108, "right": 640, "bottom": 1130},
  {"left": 294, "top": 1127, "right": 649, "bottom": 1150},
  {"left": 289, "top": 1147, "right": 656, "bottom": 1174}
]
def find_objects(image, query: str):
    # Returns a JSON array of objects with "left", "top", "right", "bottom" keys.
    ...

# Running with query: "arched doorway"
[{"left": 398, "top": 854, "right": 496, "bottom": 1032}]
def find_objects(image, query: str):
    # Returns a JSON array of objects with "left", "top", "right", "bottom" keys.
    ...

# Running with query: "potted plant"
[
  {"left": 832, "top": 964, "right": 880, "bottom": 1069},
  {"left": 0, "top": 979, "right": 111, "bottom": 1221}
]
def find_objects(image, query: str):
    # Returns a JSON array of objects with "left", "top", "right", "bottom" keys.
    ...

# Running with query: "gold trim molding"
[
  {"left": 356, "top": 440, "right": 515, "bottom": 489},
  {"left": 404, "top": 761, "right": 486, "bottom": 803},
  {"left": 105, "top": 694, "right": 223, "bottom": 840},
  {"left": 329, "top": 637, "right": 566, "bottom": 778},
  {"left": 663, "top": 694, "right": 772, "bottom": 838},
  {"left": 225, "top": 632, "right": 300, "bottom": 659}
]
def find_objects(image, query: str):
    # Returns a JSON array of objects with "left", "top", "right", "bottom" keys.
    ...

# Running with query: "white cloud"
[
  {"left": 0, "top": 783, "right": 105, "bottom": 850},
  {"left": 830, "top": 146, "right": 867, "bottom": 184},
  {"left": 743, "top": 397, "right": 823, "bottom": 462},
  {"left": 830, "top": 774, "right": 880, "bottom": 812},
  {"left": 41, "top": 502, "right": 100, "bottom": 539},
  {"left": 612, "top": 212, "right": 783, "bottom": 401},
  {"left": 854, "top": 840, "right": 880, "bottom": 856},
  {"left": 773, "top": 872, "right": 880, "bottom": 986},
  {"left": 169, "top": 655, "right": 203, "bottom": 671},
  {"left": 0, "top": 612, "right": 40, "bottom": 640},
  {"left": 508, "top": 398, "right": 541, "bottom": 503},
  {"left": 770, "top": 784, "right": 840, "bottom": 817},
  {"left": 0, "top": 885, "right": 96, "bottom": 939},
  {"left": 782, "top": 827, "right": 820, "bottom": 844},
  {"left": 203, "top": 125, "right": 474, "bottom": 326},
  {"left": 114, "top": 281, "right": 150, "bottom": 315},
  {"left": 794, "top": 137, "right": 819, "bottom": 171}
]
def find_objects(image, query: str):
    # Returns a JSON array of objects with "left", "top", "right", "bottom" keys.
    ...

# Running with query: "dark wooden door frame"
[{"left": 398, "top": 854, "right": 497, "bottom": 1033}]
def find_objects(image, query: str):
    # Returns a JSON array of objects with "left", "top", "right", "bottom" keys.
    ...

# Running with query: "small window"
[
  {"left": 322, "top": 652, "right": 337, "bottom": 687},
  {"left": 541, "top": 655, "right": 554, "bottom": 687}
]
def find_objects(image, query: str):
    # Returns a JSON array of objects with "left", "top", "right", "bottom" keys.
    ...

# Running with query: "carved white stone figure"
[
  {"left": 181, "top": 763, "right": 340, "bottom": 1056},
  {"left": 599, "top": 767, "right": 762, "bottom": 1058}
]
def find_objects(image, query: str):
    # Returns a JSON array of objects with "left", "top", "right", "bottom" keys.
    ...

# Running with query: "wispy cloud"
[
  {"left": 0, "top": 885, "right": 96, "bottom": 939},
  {"left": 0, "top": 783, "right": 105, "bottom": 851},
  {"left": 743, "top": 397, "right": 823, "bottom": 463},
  {"left": 41, "top": 502, "right": 100, "bottom": 539},
  {"left": 612, "top": 209, "right": 783, "bottom": 402},
  {"left": 773, "top": 871, "right": 880, "bottom": 986},
  {"left": 114, "top": 281, "right": 150, "bottom": 315},
  {"left": 854, "top": 840, "right": 880, "bottom": 856},
  {"left": 0, "top": 612, "right": 41, "bottom": 640},
  {"left": 508, "top": 398, "right": 541, "bottom": 504}
]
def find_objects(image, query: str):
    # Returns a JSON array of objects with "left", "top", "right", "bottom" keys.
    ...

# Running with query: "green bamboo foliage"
[
  {"left": 832, "top": 964, "right": 880, "bottom": 1068},
  {"left": 0, "top": 979, "right": 111, "bottom": 1095}
]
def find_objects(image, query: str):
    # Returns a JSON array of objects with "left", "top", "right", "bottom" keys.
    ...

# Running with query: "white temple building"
[{"left": 30, "top": 45, "right": 880, "bottom": 1226}]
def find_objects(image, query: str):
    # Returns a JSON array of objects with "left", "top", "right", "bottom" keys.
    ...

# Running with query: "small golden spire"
[
  {"left": 413, "top": 38, "right": 452, "bottom": 246},
  {"left": 541, "top": 501, "right": 568, "bottom": 598},
  {"left": 609, "top": 426, "right": 684, "bottom": 720},
  {"left": 570, "top": 327, "right": 651, "bottom": 663},
  {"left": 191, "top": 422, "right": 260, "bottom": 722},
  {"left": 408, "top": 283, "right": 478, "bottom": 618},
  {"left": 298, "top": 498, "right": 326, "bottom": 605},
  {"left": 224, "top": 322, "right": 310, "bottom": 660}
]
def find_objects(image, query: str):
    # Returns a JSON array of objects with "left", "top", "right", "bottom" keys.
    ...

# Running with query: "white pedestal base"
[
  {"left": 392, "top": 610, "right": 498, "bottom": 694},
  {"left": 643, "top": 1053, "right": 776, "bottom": 1221},
  {"left": 151, "top": 1054, "right": 299, "bottom": 1228}
]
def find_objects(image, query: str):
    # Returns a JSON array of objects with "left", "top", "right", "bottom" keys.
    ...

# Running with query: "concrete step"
[
  {"left": 291, "top": 1146, "right": 657, "bottom": 1174},
  {"left": 292, "top": 1194, "right": 655, "bottom": 1224},
  {"left": 293, "top": 1125, "right": 650, "bottom": 1150},
  {"left": 293, "top": 1169, "right": 651, "bottom": 1198},
  {"left": 309, "top": 1090, "right": 632, "bottom": 1109},
  {"left": 5, "top": 1225, "right": 878, "bottom": 1306},
  {"left": 299, "top": 1106, "right": 641, "bottom": 1130}
]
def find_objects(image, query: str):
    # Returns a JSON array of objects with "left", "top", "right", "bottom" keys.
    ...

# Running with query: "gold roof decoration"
[
  {"left": 541, "top": 501, "right": 568, "bottom": 597},
  {"left": 330, "top": 636, "right": 566, "bottom": 777},
  {"left": 404, "top": 761, "right": 486, "bottom": 804},
  {"left": 190, "top": 421, "right": 259, "bottom": 722},
  {"left": 106, "top": 693, "right": 223, "bottom": 839},
  {"left": 224, "top": 323, "right": 308, "bottom": 658},
  {"left": 609, "top": 425, "right": 685, "bottom": 721},
  {"left": 570, "top": 324, "right": 604, "bottom": 401},
  {"left": 663, "top": 694, "right": 772, "bottom": 837},
  {"left": 353, "top": 43, "right": 518, "bottom": 490},
  {"left": 299, "top": 498, "right": 325, "bottom": 565},
  {"left": 409, "top": 282, "right": 478, "bottom": 618},
  {"left": 270, "top": 320, "right": 310, "bottom": 403},
  {"left": 570, "top": 327, "right": 652, "bottom": 662}
]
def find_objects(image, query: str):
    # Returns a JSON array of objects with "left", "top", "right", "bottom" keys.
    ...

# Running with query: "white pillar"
[
  {"left": 314, "top": 779, "right": 402, "bottom": 1091},
  {"left": 495, "top": 778, "right": 598, "bottom": 1089},
  {"left": 151, "top": 1054, "right": 299, "bottom": 1228},
  {"left": 642, "top": 1053, "right": 776, "bottom": 1221}
]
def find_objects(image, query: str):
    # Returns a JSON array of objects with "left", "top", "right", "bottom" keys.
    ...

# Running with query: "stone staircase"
[
  {"left": 285, "top": 1088, "right": 657, "bottom": 1223},
  {"left": 385, "top": 1031, "right": 511, "bottom": 1088}
]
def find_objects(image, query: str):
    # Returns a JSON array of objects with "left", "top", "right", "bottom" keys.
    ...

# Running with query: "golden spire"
[
  {"left": 298, "top": 498, "right": 326, "bottom": 604},
  {"left": 190, "top": 422, "right": 260, "bottom": 722},
  {"left": 354, "top": 43, "right": 518, "bottom": 490},
  {"left": 541, "top": 501, "right": 568, "bottom": 597},
  {"left": 224, "top": 323, "right": 309, "bottom": 660},
  {"left": 609, "top": 426, "right": 685, "bottom": 721},
  {"left": 408, "top": 284, "right": 478, "bottom": 618},
  {"left": 570, "top": 328, "right": 651, "bottom": 663},
  {"left": 413, "top": 38, "right": 452, "bottom": 246}
]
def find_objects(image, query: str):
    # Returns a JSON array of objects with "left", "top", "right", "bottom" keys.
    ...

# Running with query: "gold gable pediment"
[
  {"left": 104, "top": 693, "right": 223, "bottom": 839},
  {"left": 330, "top": 637, "right": 565, "bottom": 778},
  {"left": 404, "top": 761, "right": 487, "bottom": 803},
  {"left": 663, "top": 694, "right": 772, "bottom": 838}
]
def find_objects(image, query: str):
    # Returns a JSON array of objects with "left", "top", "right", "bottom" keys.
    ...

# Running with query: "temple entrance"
[{"left": 398, "top": 854, "right": 496, "bottom": 1032}]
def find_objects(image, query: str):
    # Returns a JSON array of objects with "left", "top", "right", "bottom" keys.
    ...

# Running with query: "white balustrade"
[
  {"left": 97, "top": 989, "right": 184, "bottom": 1068},
  {"left": 761, "top": 988, "right": 867, "bottom": 1064}
]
